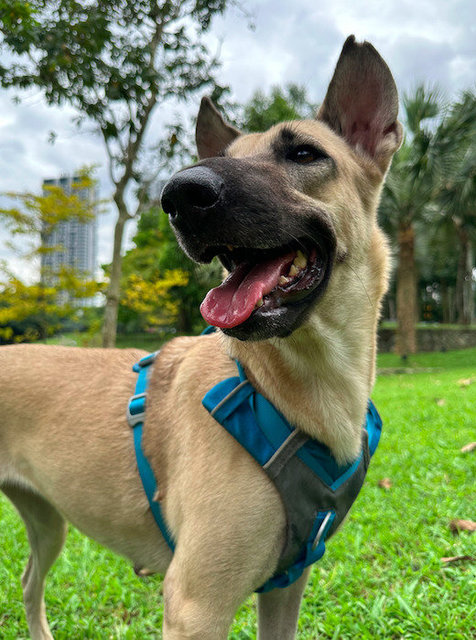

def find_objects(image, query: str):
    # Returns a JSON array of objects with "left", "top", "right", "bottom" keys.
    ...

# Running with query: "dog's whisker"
[{"left": 342, "top": 262, "right": 374, "bottom": 308}]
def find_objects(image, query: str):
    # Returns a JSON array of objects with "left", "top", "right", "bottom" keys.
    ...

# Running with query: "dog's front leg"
[
  {"left": 161, "top": 510, "right": 283, "bottom": 640},
  {"left": 257, "top": 567, "right": 311, "bottom": 640},
  {"left": 162, "top": 551, "right": 247, "bottom": 640}
]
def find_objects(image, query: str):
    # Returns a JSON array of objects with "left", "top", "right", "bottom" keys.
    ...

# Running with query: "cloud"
[
  {"left": 211, "top": 3, "right": 343, "bottom": 103},
  {"left": 388, "top": 36, "right": 457, "bottom": 94},
  {"left": 210, "top": 0, "right": 475, "bottom": 112}
]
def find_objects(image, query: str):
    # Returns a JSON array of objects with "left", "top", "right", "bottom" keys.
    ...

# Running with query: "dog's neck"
[{"left": 221, "top": 313, "right": 376, "bottom": 464}]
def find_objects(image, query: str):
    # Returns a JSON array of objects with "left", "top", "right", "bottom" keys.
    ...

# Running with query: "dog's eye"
[{"left": 286, "top": 145, "right": 327, "bottom": 165}]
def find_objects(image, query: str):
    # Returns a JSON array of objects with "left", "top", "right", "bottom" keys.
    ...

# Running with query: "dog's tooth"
[
  {"left": 279, "top": 275, "right": 290, "bottom": 285},
  {"left": 289, "top": 264, "right": 299, "bottom": 277},
  {"left": 294, "top": 250, "right": 307, "bottom": 270},
  {"left": 255, "top": 298, "right": 264, "bottom": 308}
]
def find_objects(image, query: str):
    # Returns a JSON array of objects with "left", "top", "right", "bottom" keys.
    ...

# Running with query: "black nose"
[{"left": 161, "top": 166, "right": 224, "bottom": 220}]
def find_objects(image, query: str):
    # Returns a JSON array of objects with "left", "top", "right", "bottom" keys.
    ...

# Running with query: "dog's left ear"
[
  {"left": 317, "top": 35, "right": 403, "bottom": 173},
  {"left": 196, "top": 97, "right": 241, "bottom": 159}
]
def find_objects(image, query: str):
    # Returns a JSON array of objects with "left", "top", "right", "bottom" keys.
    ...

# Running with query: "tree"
[
  {"left": 119, "top": 207, "right": 221, "bottom": 333},
  {"left": 121, "top": 270, "right": 190, "bottom": 330},
  {"left": 0, "top": 170, "right": 103, "bottom": 341},
  {"left": 239, "top": 84, "right": 316, "bottom": 132},
  {"left": 0, "top": 169, "right": 97, "bottom": 262},
  {"left": 0, "top": 271, "right": 101, "bottom": 342},
  {"left": 155, "top": 210, "right": 222, "bottom": 332},
  {"left": 434, "top": 91, "right": 476, "bottom": 324},
  {"left": 0, "top": 0, "right": 230, "bottom": 347},
  {"left": 0, "top": 277, "right": 63, "bottom": 342},
  {"left": 380, "top": 86, "right": 444, "bottom": 355},
  {"left": 417, "top": 217, "right": 459, "bottom": 323}
]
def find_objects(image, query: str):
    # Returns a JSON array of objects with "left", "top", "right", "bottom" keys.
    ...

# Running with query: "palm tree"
[
  {"left": 434, "top": 91, "right": 476, "bottom": 324},
  {"left": 380, "top": 86, "right": 444, "bottom": 355},
  {"left": 418, "top": 213, "right": 459, "bottom": 323}
]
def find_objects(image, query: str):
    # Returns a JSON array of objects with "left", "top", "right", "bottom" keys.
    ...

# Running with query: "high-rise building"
[{"left": 41, "top": 175, "right": 98, "bottom": 306}]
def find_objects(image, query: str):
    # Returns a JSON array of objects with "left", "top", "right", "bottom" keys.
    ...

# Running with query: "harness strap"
[
  {"left": 127, "top": 339, "right": 382, "bottom": 594},
  {"left": 263, "top": 429, "right": 309, "bottom": 479},
  {"left": 127, "top": 352, "right": 176, "bottom": 552}
]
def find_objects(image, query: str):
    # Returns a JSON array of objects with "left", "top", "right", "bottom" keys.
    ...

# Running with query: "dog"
[{"left": 0, "top": 36, "right": 402, "bottom": 639}]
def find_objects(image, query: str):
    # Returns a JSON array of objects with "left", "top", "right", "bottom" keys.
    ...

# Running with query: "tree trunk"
[
  {"left": 102, "top": 204, "right": 128, "bottom": 348},
  {"left": 448, "top": 286, "right": 456, "bottom": 324},
  {"left": 455, "top": 226, "right": 474, "bottom": 325},
  {"left": 441, "top": 284, "right": 450, "bottom": 324},
  {"left": 381, "top": 294, "right": 392, "bottom": 321},
  {"left": 387, "top": 295, "right": 396, "bottom": 322},
  {"left": 176, "top": 305, "right": 189, "bottom": 334},
  {"left": 396, "top": 222, "right": 417, "bottom": 356}
]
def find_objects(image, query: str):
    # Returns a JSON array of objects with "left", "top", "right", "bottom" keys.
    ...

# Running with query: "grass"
[
  {"left": 378, "top": 346, "right": 476, "bottom": 371},
  {"left": 46, "top": 330, "right": 175, "bottom": 352},
  {"left": 1, "top": 346, "right": 475, "bottom": 639},
  {"left": 380, "top": 322, "right": 476, "bottom": 331}
]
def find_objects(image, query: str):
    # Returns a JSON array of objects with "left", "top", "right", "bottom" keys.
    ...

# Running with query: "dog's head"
[{"left": 161, "top": 36, "right": 402, "bottom": 341}]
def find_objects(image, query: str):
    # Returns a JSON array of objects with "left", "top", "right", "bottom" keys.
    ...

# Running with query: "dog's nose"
[{"left": 161, "top": 166, "right": 224, "bottom": 220}]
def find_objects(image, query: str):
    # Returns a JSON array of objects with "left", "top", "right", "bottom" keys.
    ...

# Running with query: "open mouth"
[{"left": 200, "top": 241, "right": 330, "bottom": 330}]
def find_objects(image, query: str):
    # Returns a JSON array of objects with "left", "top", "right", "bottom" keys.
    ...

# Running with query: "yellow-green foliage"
[
  {"left": 0, "top": 270, "right": 104, "bottom": 342},
  {"left": 0, "top": 169, "right": 98, "bottom": 258},
  {"left": 122, "top": 270, "right": 189, "bottom": 326},
  {"left": 0, "top": 168, "right": 103, "bottom": 342},
  {"left": 0, "top": 278, "right": 63, "bottom": 341}
]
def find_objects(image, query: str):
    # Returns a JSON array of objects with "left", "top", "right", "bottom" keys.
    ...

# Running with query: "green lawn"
[
  {"left": 1, "top": 348, "right": 475, "bottom": 639},
  {"left": 45, "top": 330, "right": 174, "bottom": 352}
]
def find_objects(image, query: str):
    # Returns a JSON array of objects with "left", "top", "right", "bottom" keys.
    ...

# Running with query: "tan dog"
[{"left": 0, "top": 36, "right": 402, "bottom": 639}]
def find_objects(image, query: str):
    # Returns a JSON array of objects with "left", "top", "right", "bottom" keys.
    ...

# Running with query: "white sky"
[{"left": 0, "top": 0, "right": 474, "bottom": 281}]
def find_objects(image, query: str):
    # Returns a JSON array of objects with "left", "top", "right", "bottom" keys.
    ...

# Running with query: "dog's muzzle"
[{"left": 160, "top": 159, "right": 336, "bottom": 340}]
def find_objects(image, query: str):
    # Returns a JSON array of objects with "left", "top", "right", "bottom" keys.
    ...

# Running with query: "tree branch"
[{"left": 101, "top": 130, "right": 120, "bottom": 186}]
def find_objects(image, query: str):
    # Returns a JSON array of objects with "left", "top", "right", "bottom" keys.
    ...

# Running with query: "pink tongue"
[{"left": 200, "top": 252, "right": 295, "bottom": 329}]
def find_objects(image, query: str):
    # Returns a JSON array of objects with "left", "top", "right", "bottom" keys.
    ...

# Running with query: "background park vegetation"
[
  {"left": 0, "top": 79, "right": 474, "bottom": 353},
  {"left": 0, "top": 2, "right": 474, "bottom": 353}
]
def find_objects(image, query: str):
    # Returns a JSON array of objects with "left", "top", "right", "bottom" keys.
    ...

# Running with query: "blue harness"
[{"left": 127, "top": 344, "right": 382, "bottom": 593}]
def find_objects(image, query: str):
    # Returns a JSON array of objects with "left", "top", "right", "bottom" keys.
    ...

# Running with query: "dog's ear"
[
  {"left": 196, "top": 97, "right": 241, "bottom": 159},
  {"left": 317, "top": 35, "right": 403, "bottom": 173}
]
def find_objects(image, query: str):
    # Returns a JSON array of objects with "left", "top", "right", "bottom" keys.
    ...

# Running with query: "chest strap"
[{"left": 127, "top": 351, "right": 175, "bottom": 552}]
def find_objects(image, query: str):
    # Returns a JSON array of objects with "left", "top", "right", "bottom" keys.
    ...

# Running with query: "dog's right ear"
[
  {"left": 317, "top": 35, "right": 403, "bottom": 173},
  {"left": 196, "top": 97, "right": 241, "bottom": 159}
]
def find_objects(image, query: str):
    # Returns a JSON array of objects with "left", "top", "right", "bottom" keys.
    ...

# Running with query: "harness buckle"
[
  {"left": 311, "top": 511, "right": 332, "bottom": 551},
  {"left": 132, "top": 351, "right": 159, "bottom": 373},
  {"left": 138, "top": 351, "right": 158, "bottom": 368},
  {"left": 127, "top": 392, "right": 147, "bottom": 428}
]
